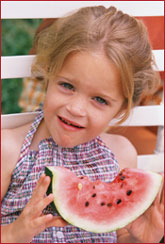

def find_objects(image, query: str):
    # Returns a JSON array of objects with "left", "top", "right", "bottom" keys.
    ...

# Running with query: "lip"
[{"left": 58, "top": 116, "right": 85, "bottom": 131}]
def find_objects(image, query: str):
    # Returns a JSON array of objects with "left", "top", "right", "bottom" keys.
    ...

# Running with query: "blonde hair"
[{"left": 32, "top": 6, "right": 160, "bottom": 123}]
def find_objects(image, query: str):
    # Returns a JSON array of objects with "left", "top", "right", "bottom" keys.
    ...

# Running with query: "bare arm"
[
  {"left": 1, "top": 122, "right": 32, "bottom": 200},
  {"left": 100, "top": 132, "right": 137, "bottom": 169},
  {"left": 1, "top": 129, "right": 19, "bottom": 200},
  {"left": 1, "top": 128, "right": 67, "bottom": 243},
  {"left": 101, "top": 132, "right": 164, "bottom": 243},
  {"left": 117, "top": 179, "right": 164, "bottom": 243},
  {"left": 1, "top": 174, "right": 67, "bottom": 243},
  {"left": 117, "top": 228, "right": 140, "bottom": 243}
]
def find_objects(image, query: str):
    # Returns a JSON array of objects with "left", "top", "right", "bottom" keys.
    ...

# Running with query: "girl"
[{"left": 1, "top": 5, "right": 164, "bottom": 243}]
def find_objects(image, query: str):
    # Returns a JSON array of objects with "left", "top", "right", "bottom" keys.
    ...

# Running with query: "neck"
[{"left": 29, "top": 119, "right": 51, "bottom": 150}]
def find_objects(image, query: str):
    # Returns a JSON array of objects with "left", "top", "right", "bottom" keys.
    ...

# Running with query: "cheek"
[
  {"left": 89, "top": 112, "right": 112, "bottom": 132},
  {"left": 44, "top": 90, "right": 64, "bottom": 110}
]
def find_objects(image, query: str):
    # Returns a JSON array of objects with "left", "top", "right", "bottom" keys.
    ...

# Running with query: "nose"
[{"left": 66, "top": 96, "right": 87, "bottom": 117}]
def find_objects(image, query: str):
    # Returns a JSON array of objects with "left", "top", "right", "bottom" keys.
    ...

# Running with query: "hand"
[
  {"left": 8, "top": 174, "right": 67, "bottom": 243},
  {"left": 125, "top": 175, "right": 164, "bottom": 243}
]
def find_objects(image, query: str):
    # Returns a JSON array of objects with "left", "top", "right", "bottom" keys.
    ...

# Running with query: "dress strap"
[{"left": 19, "top": 110, "right": 44, "bottom": 159}]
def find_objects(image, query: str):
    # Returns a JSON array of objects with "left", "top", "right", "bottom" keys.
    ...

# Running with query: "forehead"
[{"left": 58, "top": 51, "right": 123, "bottom": 98}]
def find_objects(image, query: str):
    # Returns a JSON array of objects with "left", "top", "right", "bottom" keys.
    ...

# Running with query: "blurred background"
[{"left": 1, "top": 19, "right": 42, "bottom": 114}]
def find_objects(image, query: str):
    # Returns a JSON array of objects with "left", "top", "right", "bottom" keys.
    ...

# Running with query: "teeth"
[
  {"left": 60, "top": 117, "right": 82, "bottom": 128},
  {"left": 61, "top": 118, "right": 72, "bottom": 126}
]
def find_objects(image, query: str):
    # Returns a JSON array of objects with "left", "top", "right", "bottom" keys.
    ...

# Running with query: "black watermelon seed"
[
  {"left": 100, "top": 202, "right": 105, "bottom": 206},
  {"left": 127, "top": 190, "right": 132, "bottom": 196},
  {"left": 92, "top": 193, "right": 96, "bottom": 197},
  {"left": 116, "top": 199, "right": 122, "bottom": 204},
  {"left": 93, "top": 186, "right": 95, "bottom": 189},
  {"left": 107, "top": 203, "right": 112, "bottom": 207},
  {"left": 120, "top": 176, "right": 125, "bottom": 180},
  {"left": 80, "top": 176, "right": 84, "bottom": 179},
  {"left": 85, "top": 201, "right": 89, "bottom": 207}
]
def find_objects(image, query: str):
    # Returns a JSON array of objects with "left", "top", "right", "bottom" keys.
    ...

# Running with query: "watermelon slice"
[{"left": 45, "top": 166, "right": 162, "bottom": 233}]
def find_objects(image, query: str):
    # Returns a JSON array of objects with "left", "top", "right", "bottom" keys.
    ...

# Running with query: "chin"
[
  {"left": 54, "top": 136, "right": 80, "bottom": 148},
  {"left": 58, "top": 141, "right": 79, "bottom": 148}
]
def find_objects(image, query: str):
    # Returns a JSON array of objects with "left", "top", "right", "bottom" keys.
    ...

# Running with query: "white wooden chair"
[{"left": 1, "top": 1, "right": 164, "bottom": 172}]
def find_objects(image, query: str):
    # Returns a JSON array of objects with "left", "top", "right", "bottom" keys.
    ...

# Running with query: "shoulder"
[
  {"left": 1, "top": 123, "right": 31, "bottom": 178},
  {"left": 1, "top": 129, "right": 19, "bottom": 170},
  {"left": 1, "top": 123, "right": 31, "bottom": 200},
  {"left": 100, "top": 132, "right": 137, "bottom": 169},
  {"left": 1, "top": 123, "right": 30, "bottom": 163},
  {"left": 2, "top": 122, "right": 32, "bottom": 159}
]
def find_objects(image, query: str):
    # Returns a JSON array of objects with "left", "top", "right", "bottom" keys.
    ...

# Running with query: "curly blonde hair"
[{"left": 32, "top": 6, "right": 160, "bottom": 123}]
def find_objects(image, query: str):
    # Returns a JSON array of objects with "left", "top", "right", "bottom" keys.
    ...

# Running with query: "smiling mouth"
[{"left": 58, "top": 116, "right": 85, "bottom": 129}]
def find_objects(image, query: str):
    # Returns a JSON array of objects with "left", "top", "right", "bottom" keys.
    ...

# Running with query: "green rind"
[{"left": 45, "top": 166, "right": 59, "bottom": 212}]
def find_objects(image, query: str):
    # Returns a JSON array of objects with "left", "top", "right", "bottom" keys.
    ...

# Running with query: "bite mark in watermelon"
[{"left": 45, "top": 166, "right": 162, "bottom": 233}]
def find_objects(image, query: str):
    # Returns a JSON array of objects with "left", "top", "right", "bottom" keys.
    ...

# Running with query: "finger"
[
  {"left": 24, "top": 174, "right": 51, "bottom": 213},
  {"left": 161, "top": 188, "right": 164, "bottom": 204},
  {"left": 46, "top": 216, "right": 68, "bottom": 228},
  {"left": 31, "top": 214, "right": 54, "bottom": 236},
  {"left": 153, "top": 176, "right": 164, "bottom": 206},
  {"left": 32, "top": 193, "right": 54, "bottom": 217},
  {"left": 158, "top": 173, "right": 164, "bottom": 202},
  {"left": 32, "top": 175, "right": 51, "bottom": 199},
  {"left": 31, "top": 173, "right": 45, "bottom": 196},
  {"left": 159, "top": 177, "right": 164, "bottom": 204},
  {"left": 33, "top": 215, "right": 67, "bottom": 234}
]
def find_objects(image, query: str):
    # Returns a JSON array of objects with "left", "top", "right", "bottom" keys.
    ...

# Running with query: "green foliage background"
[{"left": 1, "top": 19, "right": 42, "bottom": 114}]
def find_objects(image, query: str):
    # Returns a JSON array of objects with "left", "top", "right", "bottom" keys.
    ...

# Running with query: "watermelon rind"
[
  {"left": 45, "top": 167, "right": 59, "bottom": 213},
  {"left": 45, "top": 166, "right": 162, "bottom": 233}
]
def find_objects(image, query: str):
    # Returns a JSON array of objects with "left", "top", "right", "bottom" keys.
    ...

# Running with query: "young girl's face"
[{"left": 43, "top": 51, "right": 125, "bottom": 147}]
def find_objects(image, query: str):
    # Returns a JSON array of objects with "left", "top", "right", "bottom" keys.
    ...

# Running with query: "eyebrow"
[
  {"left": 101, "top": 94, "right": 118, "bottom": 102},
  {"left": 56, "top": 75, "right": 78, "bottom": 84}
]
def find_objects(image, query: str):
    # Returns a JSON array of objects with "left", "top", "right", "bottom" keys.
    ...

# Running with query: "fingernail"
[
  {"left": 46, "top": 214, "right": 53, "bottom": 219},
  {"left": 40, "top": 173, "right": 45, "bottom": 178},
  {"left": 49, "top": 193, "right": 54, "bottom": 199},
  {"left": 44, "top": 176, "right": 50, "bottom": 183}
]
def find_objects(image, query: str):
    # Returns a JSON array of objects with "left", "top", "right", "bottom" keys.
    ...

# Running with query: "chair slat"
[
  {"left": 2, "top": 1, "right": 164, "bottom": 19},
  {"left": 1, "top": 104, "right": 164, "bottom": 127},
  {"left": 1, "top": 112, "right": 38, "bottom": 129},
  {"left": 1, "top": 55, "right": 35, "bottom": 79},
  {"left": 153, "top": 50, "right": 164, "bottom": 71},
  {"left": 110, "top": 105, "right": 164, "bottom": 126},
  {"left": 137, "top": 154, "right": 164, "bottom": 172},
  {"left": 1, "top": 49, "right": 163, "bottom": 79}
]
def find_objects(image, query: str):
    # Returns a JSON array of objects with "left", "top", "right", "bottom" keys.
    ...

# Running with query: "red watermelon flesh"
[{"left": 45, "top": 166, "right": 162, "bottom": 233}]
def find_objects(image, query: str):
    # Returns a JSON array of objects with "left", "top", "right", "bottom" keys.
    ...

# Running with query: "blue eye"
[
  {"left": 93, "top": 96, "right": 108, "bottom": 105},
  {"left": 60, "top": 82, "right": 74, "bottom": 91}
]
